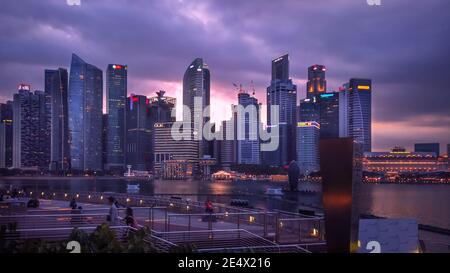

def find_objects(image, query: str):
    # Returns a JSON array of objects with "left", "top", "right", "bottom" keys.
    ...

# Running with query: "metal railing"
[
  {"left": 276, "top": 217, "right": 325, "bottom": 244},
  {"left": 164, "top": 211, "right": 279, "bottom": 238},
  {"left": 1, "top": 225, "right": 130, "bottom": 242},
  {"left": 127, "top": 226, "right": 178, "bottom": 253},
  {"left": 19, "top": 190, "right": 326, "bottom": 237},
  {"left": 4, "top": 191, "right": 328, "bottom": 249},
  {"left": 152, "top": 228, "right": 278, "bottom": 251},
  {"left": 0, "top": 212, "right": 108, "bottom": 230},
  {"left": 198, "top": 244, "right": 313, "bottom": 253}
]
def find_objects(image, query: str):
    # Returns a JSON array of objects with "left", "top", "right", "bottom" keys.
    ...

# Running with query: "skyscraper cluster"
[
  {"left": 0, "top": 54, "right": 175, "bottom": 174},
  {"left": 211, "top": 54, "right": 372, "bottom": 177},
  {"left": 0, "top": 52, "right": 373, "bottom": 178},
  {"left": 296, "top": 63, "right": 372, "bottom": 175}
]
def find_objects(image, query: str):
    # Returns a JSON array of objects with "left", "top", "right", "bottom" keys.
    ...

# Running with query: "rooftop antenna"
[{"left": 250, "top": 80, "right": 256, "bottom": 96}]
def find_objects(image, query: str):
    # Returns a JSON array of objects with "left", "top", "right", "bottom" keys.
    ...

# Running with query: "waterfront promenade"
[{"left": 0, "top": 191, "right": 326, "bottom": 253}]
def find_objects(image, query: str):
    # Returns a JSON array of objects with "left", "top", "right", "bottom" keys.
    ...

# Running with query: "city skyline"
[
  {"left": 0, "top": 1, "right": 449, "bottom": 257},
  {"left": 0, "top": 0, "right": 449, "bottom": 152}
]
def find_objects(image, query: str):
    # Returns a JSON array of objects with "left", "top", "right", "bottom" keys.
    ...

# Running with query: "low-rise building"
[
  {"left": 153, "top": 122, "right": 198, "bottom": 179},
  {"left": 363, "top": 147, "right": 440, "bottom": 173}
]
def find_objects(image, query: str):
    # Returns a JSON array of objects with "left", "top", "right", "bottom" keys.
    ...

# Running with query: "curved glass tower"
[
  {"left": 182, "top": 58, "right": 210, "bottom": 159},
  {"left": 340, "top": 78, "right": 372, "bottom": 153},
  {"left": 68, "top": 54, "right": 103, "bottom": 171}
]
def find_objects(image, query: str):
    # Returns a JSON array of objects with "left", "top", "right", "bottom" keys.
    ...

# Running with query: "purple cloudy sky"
[{"left": 0, "top": 0, "right": 449, "bottom": 152}]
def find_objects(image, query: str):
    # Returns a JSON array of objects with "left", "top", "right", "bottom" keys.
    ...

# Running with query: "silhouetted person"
[
  {"left": 288, "top": 160, "right": 300, "bottom": 191},
  {"left": 69, "top": 197, "right": 77, "bottom": 209},
  {"left": 124, "top": 207, "right": 138, "bottom": 228},
  {"left": 204, "top": 200, "right": 213, "bottom": 213},
  {"left": 107, "top": 196, "right": 119, "bottom": 226}
]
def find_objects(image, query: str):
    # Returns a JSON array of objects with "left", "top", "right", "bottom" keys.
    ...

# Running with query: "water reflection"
[
  {"left": 1, "top": 177, "right": 448, "bottom": 229},
  {"left": 0, "top": 177, "right": 322, "bottom": 214},
  {"left": 358, "top": 183, "right": 450, "bottom": 229}
]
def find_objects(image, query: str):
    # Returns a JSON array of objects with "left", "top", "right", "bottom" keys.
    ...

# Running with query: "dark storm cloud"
[
  {"left": 0, "top": 0, "right": 266, "bottom": 87},
  {"left": 0, "top": 0, "right": 449, "bottom": 149},
  {"left": 204, "top": 0, "right": 450, "bottom": 121}
]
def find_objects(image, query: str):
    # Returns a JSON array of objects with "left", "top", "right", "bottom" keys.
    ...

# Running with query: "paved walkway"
[
  {"left": 1, "top": 198, "right": 320, "bottom": 246},
  {"left": 3, "top": 199, "right": 275, "bottom": 236}
]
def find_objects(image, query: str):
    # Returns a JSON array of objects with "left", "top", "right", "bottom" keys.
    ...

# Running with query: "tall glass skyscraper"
[
  {"left": 12, "top": 84, "right": 51, "bottom": 169},
  {"left": 318, "top": 92, "right": 340, "bottom": 139},
  {"left": 105, "top": 64, "right": 127, "bottom": 171},
  {"left": 102, "top": 113, "right": 108, "bottom": 170},
  {"left": 340, "top": 78, "right": 372, "bottom": 152},
  {"left": 265, "top": 54, "right": 297, "bottom": 166},
  {"left": 306, "top": 65, "right": 326, "bottom": 98},
  {"left": 219, "top": 118, "right": 237, "bottom": 169},
  {"left": 68, "top": 54, "right": 103, "bottom": 171},
  {"left": 125, "top": 95, "right": 153, "bottom": 171},
  {"left": 183, "top": 58, "right": 211, "bottom": 159},
  {"left": 237, "top": 91, "right": 260, "bottom": 165},
  {"left": 296, "top": 121, "right": 320, "bottom": 175},
  {"left": 46, "top": 68, "right": 69, "bottom": 171},
  {"left": 0, "top": 101, "right": 13, "bottom": 168}
]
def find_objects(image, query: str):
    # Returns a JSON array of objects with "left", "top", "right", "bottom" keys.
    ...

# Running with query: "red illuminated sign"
[{"left": 112, "top": 64, "right": 123, "bottom": 70}]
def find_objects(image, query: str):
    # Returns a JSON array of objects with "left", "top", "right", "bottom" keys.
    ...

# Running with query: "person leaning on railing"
[
  {"left": 124, "top": 207, "right": 138, "bottom": 228},
  {"left": 107, "top": 196, "right": 119, "bottom": 226}
]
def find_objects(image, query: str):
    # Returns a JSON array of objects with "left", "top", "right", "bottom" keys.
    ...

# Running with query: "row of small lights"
[
  {"left": 27, "top": 191, "right": 144, "bottom": 205},
  {"left": 24, "top": 192, "right": 274, "bottom": 226},
  {"left": 167, "top": 202, "right": 259, "bottom": 223},
  {"left": 10, "top": 189, "right": 277, "bottom": 228},
  {"left": 7, "top": 191, "right": 323, "bottom": 238}
]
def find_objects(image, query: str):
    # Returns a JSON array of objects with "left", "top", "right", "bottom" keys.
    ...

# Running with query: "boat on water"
[
  {"left": 265, "top": 187, "right": 284, "bottom": 196},
  {"left": 124, "top": 165, "right": 152, "bottom": 179},
  {"left": 124, "top": 172, "right": 136, "bottom": 177},
  {"left": 127, "top": 183, "right": 140, "bottom": 191}
]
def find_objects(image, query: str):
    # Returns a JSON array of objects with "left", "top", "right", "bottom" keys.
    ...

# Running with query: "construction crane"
[
  {"left": 233, "top": 82, "right": 256, "bottom": 96},
  {"left": 232, "top": 83, "right": 245, "bottom": 93}
]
